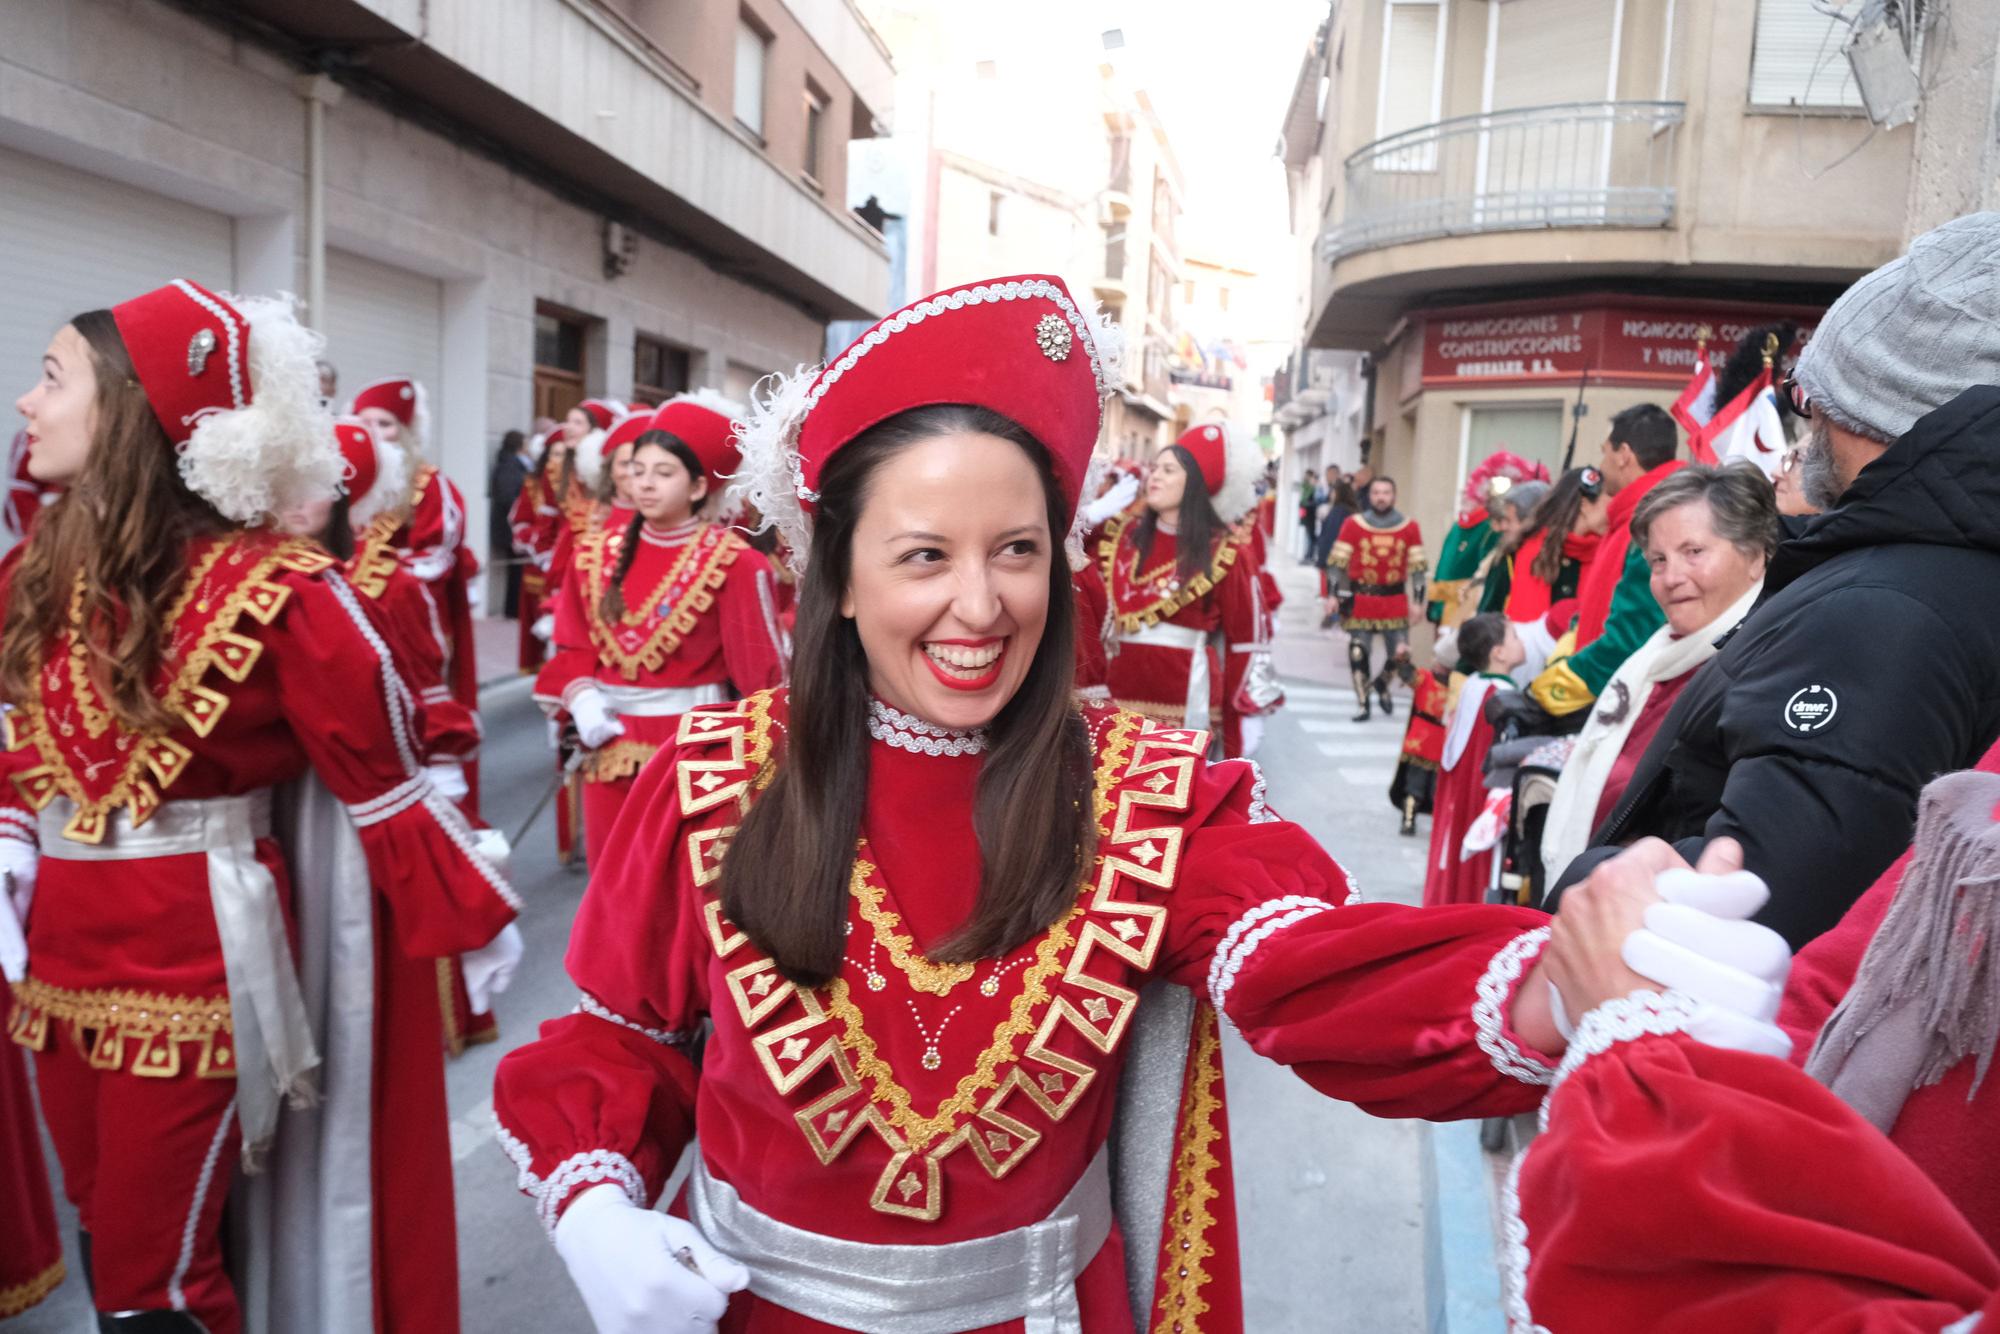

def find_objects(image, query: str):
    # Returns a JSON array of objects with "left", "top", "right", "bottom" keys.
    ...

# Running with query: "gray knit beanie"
[{"left": 1793, "top": 211, "right": 2000, "bottom": 443}]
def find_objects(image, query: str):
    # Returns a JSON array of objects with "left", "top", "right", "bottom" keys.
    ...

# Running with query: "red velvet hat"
[
  {"left": 111, "top": 279, "right": 253, "bottom": 446},
  {"left": 734, "top": 275, "right": 1123, "bottom": 573},
  {"left": 1170, "top": 421, "right": 1262, "bottom": 523},
  {"left": 335, "top": 416, "right": 379, "bottom": 501},
  {"left": 576, "top": 398, "right": 621, "bottom": 431},
  {"left": 107, "top": 281, "right": 340, "bottom": 525},
  {"left": 651, "top": 390, "right": 744, "bottom": 480},
  {"left": 602, "top": 410, "right": 653, "bottom": 455},
  {"left": 350, "top": 376, "right": 420, "bottom": 426}
]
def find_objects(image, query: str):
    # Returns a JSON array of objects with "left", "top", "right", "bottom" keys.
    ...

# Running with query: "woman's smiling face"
[{"left": 840, "top": 431, "right": 1051, "bottom": 731}]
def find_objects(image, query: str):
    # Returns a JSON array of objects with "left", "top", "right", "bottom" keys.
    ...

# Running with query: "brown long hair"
[
  {"left": 720, "top": 405, "right": 1096, "bottom": 986},
  {"left": 597, "top": 434, "right": 707, "bottom": 622},
  {"left": 1526, "top": 470, "right": 1595, "bottom": 586},
  {"left": 1131, "top": 444, "right": 1224, "bottom": 581},
  {"left": 0, "top": 311, "right": 233, "bottom": 732}
]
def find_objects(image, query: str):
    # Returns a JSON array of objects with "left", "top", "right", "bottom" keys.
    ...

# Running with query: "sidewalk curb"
[{"left": 1422, "top": 1120, "right": 1507, "bottom": 1334}]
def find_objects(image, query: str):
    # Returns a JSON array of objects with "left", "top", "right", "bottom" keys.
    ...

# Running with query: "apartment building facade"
[
  {"left": 1280, "top": 0, "right": 1954, "bottom": 553},
  {"left": 1, "top": 0, "right": 893, "bottom": 582}
]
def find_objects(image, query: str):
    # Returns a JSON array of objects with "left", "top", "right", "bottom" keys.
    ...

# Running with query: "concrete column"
[{"left": 1904, "top": 5, "right": 2000, "bottom": 239}]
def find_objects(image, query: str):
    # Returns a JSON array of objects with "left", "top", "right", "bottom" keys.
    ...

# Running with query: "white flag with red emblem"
[
  {"left": 1695, "top": 367, "right": 1788, "bottom": 478},
  {"left": 1670, "top": 345, "right": 1718, "bottom": 438}
]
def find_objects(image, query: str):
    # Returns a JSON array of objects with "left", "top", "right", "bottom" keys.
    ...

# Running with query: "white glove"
[
  {"left": 570, "top": 689, "right": 626, "bottom": 751},
  {"left": 426, "top": 761, "right": 470, "bottom": 804},
  {"left": 1551, "top": 867, "right": 1794, "bottom": 1059},
  {"left": 1238, "top": 715, "right": 1265, "bottom": 759},
  {"left": 553, "top": 1184, "right": 749, "bottom": 1334},
  {"left": 532, "top": 612, "right": 556, "bottom": 643},
  {"left": 0, "top": 838, "right": 36, "bottom": 923},
  {"left": 462, "top": 922, "right": 524, "bottom": 1014},
  {"left": 1082, "top": 473, "right": 1141, "bottom": 527},
  {"left": 466, "top": 578, "right": 485, "bottom": 612}
]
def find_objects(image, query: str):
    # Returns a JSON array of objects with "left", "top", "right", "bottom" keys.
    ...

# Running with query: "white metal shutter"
[
  {"left": 323, "top": 248, "right": 444, "bottom": 450},
  {"left": 0, "top": 144, "right": 234, "bottom": 400},
  {"left": 1378, "top": 1, "right": 1443, "bottom": 139},
  {"left": 1491, "top": 0, "right": 1618, "bottom": 110},
  {"left": 1750, "top": 1, "right": 1863, "bottom": 108}
]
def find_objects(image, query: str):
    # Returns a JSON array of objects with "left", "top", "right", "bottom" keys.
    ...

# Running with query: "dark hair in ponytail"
[
  {"left": 596, "top": 434, "right": 706, "bottom": 623},
  {"left": 720, "top": 404, "right": 1095, "bottom": 986}
]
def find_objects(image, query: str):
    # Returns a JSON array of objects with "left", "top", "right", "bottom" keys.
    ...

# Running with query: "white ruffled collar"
[
  {"left": 639, "top": 517, "right": 700, "bottom": 547},
  {"left": 867, "top": 698, "right": 988, "bottom": 757}
]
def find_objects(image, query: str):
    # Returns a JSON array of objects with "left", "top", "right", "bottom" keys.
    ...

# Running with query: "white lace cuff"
[
  {"left": 1207, "top": 896, "right": 1339, "bottom": 1012},
  {"left": 576, "top": 993, "right": 689, "bottom": 1046},
  {"left": 1472, "top": 927, "right": 1560, "bottom": 1087},
  {"left": 1540, "top": 989, "right": 1699, "bottom": 1129}
]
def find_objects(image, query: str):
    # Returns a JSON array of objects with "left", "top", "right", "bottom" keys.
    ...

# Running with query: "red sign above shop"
[{"left": 1417, "top": 295, "right": 1823, "bottom": 391}]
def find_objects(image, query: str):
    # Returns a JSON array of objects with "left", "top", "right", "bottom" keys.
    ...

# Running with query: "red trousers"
[
  {"left": 34, "top": 1036, "right": 241, "bottom": 1331},
  {"left": 1, "top": 1039, "right": 64, "bottom": 1318}
]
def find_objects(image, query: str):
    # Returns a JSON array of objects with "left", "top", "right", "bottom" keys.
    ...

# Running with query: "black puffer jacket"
[{"left": 1555, "top": 386, "right": 2000, "bottom": 947}]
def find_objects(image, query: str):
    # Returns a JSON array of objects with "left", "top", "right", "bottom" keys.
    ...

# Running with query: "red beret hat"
[
  {"left": 110, "top": 280, "right": 253, "bottom": 446},
  {"left": 651, "top": 391, "right": 744, "bottom": 480},
  {"left": 350, "top": 376, "right": 420, "bottom": 426}
]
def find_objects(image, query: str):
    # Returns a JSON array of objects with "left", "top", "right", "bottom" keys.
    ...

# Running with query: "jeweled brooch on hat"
[
  {"left": 1035, "top": 313, "right": 1073, "bottom": 362},
  {"left": 187, "top": 327, "right": 216, "bottom": 376}
]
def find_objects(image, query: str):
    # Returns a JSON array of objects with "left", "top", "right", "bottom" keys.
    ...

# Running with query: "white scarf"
[{"left": 1540, "top": 581, "right": 1763, "bottom": 882}]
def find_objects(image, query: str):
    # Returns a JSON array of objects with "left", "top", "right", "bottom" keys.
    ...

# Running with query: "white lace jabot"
[{"left": 867, "top": 698, "right": 988, "bottom": 757}]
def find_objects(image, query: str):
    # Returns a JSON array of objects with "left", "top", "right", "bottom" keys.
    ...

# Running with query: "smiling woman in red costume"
[
  {"left": 4, "top": 282, "right": 519, "bottom": 1334},
  {"left": 534, "top": 396, "right": 787, "bottom": 868},
  {"left": 1099, "top": 421, "right": 1277, "bottom": 758},
  {"left": 510, "top": 429, "right": 568, "bottom": 673},
  {"left": 490, "top": 274, "right": 1615, "bottom": 1334}
]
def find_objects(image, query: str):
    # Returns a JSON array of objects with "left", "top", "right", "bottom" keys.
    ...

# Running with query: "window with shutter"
[
  {"left": 1376, "top": 0, "right": 1446, "bottom": 170},
  {"left": 1749, "top": 1, "right": 1863, "bottom": 109}
]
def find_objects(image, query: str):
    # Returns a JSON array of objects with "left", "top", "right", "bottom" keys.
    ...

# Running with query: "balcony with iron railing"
[{"left": 1318, "top": 100, "right": 1685, "bottom": 263}]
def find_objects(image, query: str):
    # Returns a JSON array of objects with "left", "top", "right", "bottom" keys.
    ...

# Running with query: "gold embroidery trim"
[
  {"left": 849, "top": 857, "right": 976, "bottom": 997},
  {"left": 1109, "top": 530, "right": 1244, "bottom": 635},
  {"left": 0, "top": 1257, "right": 65, "bottom": 1319},
  {"left": 1150, "top": 1001, "right": 1224, "bottom": 1334},
  {"left": 811, "top": 711, "right": 1138, "bottom": 1153},
  {"left": 347, "top": 523, "right": 403, "bottom": 599},
  {"left": 578, "top": 526, "right": 743, "bottom": 682},
  {"left": 10, "top": 976, "right": 232, "bottom": 1038},
  {"left": 18, "top": 535, "right": 331, "bottom": 843},
  {"left": 584, "top": 737, "right": 663, "bottom": 784}
]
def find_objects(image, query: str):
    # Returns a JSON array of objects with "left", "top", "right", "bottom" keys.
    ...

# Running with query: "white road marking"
[{"left": 1338, "top": 767, "right": 1397, "bottom": 786}]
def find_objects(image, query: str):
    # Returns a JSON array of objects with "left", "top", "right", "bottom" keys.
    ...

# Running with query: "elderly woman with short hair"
[{"left": 1540, "top": 464, "right": 1780, "bottom": 883}]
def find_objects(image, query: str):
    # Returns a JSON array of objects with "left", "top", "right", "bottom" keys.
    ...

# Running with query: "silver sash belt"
[
  {"left": 686, "top": 1148, "right": 1112, "bottom": 1334},
  {"left": 1116, "top": 624, "right": 1211, "bottom": 730},
  {"left": 41, "top": 791, "right": 316, "bottom": 1166},
  {"left": 597, "top": 682, "right": 727, "bottom": 718}
]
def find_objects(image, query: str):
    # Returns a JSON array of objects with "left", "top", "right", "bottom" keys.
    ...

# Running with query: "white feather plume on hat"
[
  {"left": 571, "top": 427, "right": 610, "bottom": 492},
  {"left": 1209, "top": 421, "right": 1264, "bottom": 527},
  {"left": 178, "top": 292, "right": 341, "bottom": 524}
]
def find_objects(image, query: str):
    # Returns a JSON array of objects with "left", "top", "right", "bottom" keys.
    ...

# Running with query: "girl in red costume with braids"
[
  {"left": 509, "top": 428, "right": 566, "bottom": 673},
  {"left": 4, "top": 282, "right": 520, "bottom": 1333},
  {"left": 1099, "top": 421, "right": 1278, "bottom": 758},
  {"left": 533, "top": 396, "right": 786, "bottom": 868},
  {"left": 490, "top": 274, "right": 1668, "bottom": 1334}
]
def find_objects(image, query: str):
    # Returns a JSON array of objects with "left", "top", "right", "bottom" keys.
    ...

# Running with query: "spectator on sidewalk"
[
  {"left": 1552, "top": 211, "right": 2000, "bottom": 947},
  {"left": 1313, "top": 475, "right": 1358, "bottom": 623},
  {"left": 490, "top": 428, "right": 534, "bottom": 618},
  {"left": 1539, "top": 465, "right": 1776, "bottom": 883},
  {"left": 1471, "top": 478, "right": 1550, "bottom": 616},
  {"left": 1527, "top": 404, "right": 1684, "bottom": 716},
  {"left": 1296, "top": 467, "right": 1324, "bottom": 560}
]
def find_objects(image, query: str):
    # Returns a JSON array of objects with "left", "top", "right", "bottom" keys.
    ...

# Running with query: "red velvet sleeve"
[
  {"left": 1515, "top": 994, "right": 2000, "bottom": 1332},
  {"left": 1214, "top": 554, "right": 1263, "bottom": 758},
  {"left": 715, "top": 547, "right": 788, "bottom": 694},
  {"left": 1072, "top": 569, "right": 1110, "bottom": 697},
  {"left": 0, "top": 550, "right": 33, "bottom": 845},
  {"left": 270, "top": 569, "right": 517, "bottom": 955},
  {"left": 492, "top": 734, "right": 708, "bottom": 1230},
  {"left": 1162, "top": 755, "right": 1559, "bottom": 1121},
  {"left": 531, "top": 555, "right": 599, "bottom": 716},
  {"left": 363, "top": 570, "right": 481, "bottom": 763}
]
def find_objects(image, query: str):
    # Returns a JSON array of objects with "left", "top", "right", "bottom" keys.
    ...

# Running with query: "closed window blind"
[
  {"left": 1492, "top": 0, "right": 1618, "bottom": 110},
  {"left": 1750, "top": 1, "right": 1863, "bottom": 108},
  {"left": 734, "top": 20, "right": 768, "bottom": 135},
  {"left": 1378, "top": 1, "right": 1443, "bottom": 140}
]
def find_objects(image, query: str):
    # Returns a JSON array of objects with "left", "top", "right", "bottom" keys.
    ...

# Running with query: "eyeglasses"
[
  {"left": 1577, "top": 466, "right": 1604, "bottom": 499},
  {"left": 1780, "top": 372, "right": 1812, "bottom": 419},
  {"left": 1780, "top": 446, "right": 1803, "bottom": 475}
]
